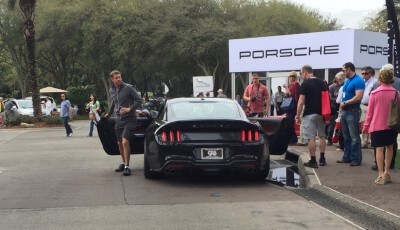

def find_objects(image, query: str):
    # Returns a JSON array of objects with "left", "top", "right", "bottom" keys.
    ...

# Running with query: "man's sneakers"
[
  {"left": 115, "top": 164, "right": 125, "bottom": 172},
  {"left": 123, "top": 167, "right": 131, "bottom": 176},
  {"left": 304, "top": 157, "right": 326, "bottom": 168},
  {"left": 304, "top": 160, "right": 318, "bottom": 168},
  {"left": 115, "top": 164, "right": 132, "bottom": 176},
  {"left": 319, "top": 157, "right": 327, "bottom": 166}
]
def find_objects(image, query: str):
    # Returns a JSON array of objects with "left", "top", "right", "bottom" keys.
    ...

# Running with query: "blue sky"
[{"left": 288, "top": 0, "right": 386, "bottom": 29}]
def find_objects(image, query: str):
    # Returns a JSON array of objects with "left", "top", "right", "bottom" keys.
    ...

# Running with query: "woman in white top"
[{"left": 45, "top": 97, "right": 53, "bottom": 115}]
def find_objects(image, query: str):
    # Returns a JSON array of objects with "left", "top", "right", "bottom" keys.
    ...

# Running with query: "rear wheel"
[
  {"left": 256, "top": 155, "right": 270, "bottom": 182},
  {"left": 143, "top": 143, "right": 163, "bottom": 179}
]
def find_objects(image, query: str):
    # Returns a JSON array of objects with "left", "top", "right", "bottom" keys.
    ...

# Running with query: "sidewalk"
[{"left": 289, "top": 142, "right": 400, "bottom": 217}]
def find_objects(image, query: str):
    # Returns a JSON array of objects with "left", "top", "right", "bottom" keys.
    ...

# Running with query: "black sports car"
[{"left": 97, "top": 97, "right": 292, "bottom": 180}]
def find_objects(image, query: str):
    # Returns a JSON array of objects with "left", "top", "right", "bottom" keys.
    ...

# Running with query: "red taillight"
[
  {"left": 241, "top": 129, "right": 260, "bottom": 142},
  {"left": 161, "top": 131, "right": 167, "bottom": 142},
  {"left": 160, "top": 130, "right": 182, "bottom": 143}
]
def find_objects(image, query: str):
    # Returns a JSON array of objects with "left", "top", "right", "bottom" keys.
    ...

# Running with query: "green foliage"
[
  {"left": 41, "top": 115, "right": 63, "bottom": 125},
  {"left": 19, "top": 115, "right": 36, "bottom": 123},
  {"left": 1, "top": 0, "right": 341, "bottom": 101},
  {"left": 4, "top": 116, "right": 21, "bottom": 126},
  {"left": 363, "top": 1, "right": 398, "bottom": 32},
  {"left": 66, "top": 85, "right": 96, "bottom": 111}
]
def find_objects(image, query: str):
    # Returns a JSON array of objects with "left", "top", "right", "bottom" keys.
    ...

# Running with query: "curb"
[
  {"left": 286, "top": 148, "right": 400, "bottom": 229},
  {"left": 286, "top": 148, "right": 320, "bottom": 188}
]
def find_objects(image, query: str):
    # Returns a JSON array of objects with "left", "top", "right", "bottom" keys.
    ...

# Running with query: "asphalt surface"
[
  {"left": 289, "top": 142, "right": 400, "bottom": 229},
  {"left": 0, "top": 120, "right": 360, "bottom": 230}
]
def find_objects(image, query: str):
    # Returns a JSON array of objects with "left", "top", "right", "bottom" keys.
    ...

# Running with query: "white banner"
[
  {"left": 229, "top": 30, "right": 387, "bottom": 72},
  {"left": 193, "top": 76, "right": 214, "bottom": 97}
]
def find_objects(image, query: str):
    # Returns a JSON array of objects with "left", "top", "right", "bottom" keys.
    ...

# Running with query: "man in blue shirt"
[{"left": 337, "top": 62, "right": 365, "bottom": 166}]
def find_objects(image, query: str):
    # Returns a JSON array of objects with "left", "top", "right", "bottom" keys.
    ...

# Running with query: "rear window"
[{"left": 168, "top": 101, "right": 242, "bottom": 121}]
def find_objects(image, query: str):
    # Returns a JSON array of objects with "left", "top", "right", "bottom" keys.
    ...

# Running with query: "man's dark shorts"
[{"left": 115, "top": 118, "right": 136, "bottom": 141}]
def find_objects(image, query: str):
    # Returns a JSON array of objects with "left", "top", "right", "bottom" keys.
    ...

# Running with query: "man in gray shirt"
[{"left": 105, "top": 70, "right": 142, "bottom": 176}]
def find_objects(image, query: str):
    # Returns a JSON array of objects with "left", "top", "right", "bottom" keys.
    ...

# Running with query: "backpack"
[{"left": 98, "top": 102, "right": 106, "bottom": 115}]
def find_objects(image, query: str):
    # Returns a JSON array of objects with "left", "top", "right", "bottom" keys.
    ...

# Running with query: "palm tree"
[{"left": 8, "top": 0, "right": 41, "bottom": 120}]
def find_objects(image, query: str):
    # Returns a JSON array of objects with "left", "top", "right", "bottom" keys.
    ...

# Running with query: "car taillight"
[
  {"left": 241, "top": 129, "right": 260, "bottom": 142},
  {"left": 160, "top": 130, "right": 182, "bottom": 142}
]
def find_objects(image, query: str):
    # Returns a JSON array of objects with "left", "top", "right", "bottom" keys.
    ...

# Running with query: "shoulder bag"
[
  {"left": 281, "top": 97, "right": 294, "bottom": 111},
  {"left": 388, "top": 90, "right": 400, "bottom": 132}
]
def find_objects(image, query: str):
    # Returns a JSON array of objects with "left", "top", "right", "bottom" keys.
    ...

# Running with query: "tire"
[
  {"left": 143, "top": 143, "right": 163, "bottom": 180},
  {"left": 256, "top": 154, "right": 270, "bottom": 182}
]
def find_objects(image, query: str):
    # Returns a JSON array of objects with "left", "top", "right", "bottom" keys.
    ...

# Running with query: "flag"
[{"left": 386, "top": 0, "right": 400, "bottom": 77}]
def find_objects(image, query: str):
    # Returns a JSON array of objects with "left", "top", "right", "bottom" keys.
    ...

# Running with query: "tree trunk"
[{"left": 20, "top": 0, "right": 41, "bottom": 120}]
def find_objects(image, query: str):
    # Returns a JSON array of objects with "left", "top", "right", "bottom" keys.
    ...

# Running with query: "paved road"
[{"left": 0, "top": 121, "right": 358, "bottom": 229}]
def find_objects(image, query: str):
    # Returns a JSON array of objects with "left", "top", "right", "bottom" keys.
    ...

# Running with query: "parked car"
[
  {"left": 24, "top": 96, "right": 57, "bottom": 109},
  {"left": 6, "top": 98, "right": 45, "bottom": 117},
  {"left": 56, "top": 104, "right": 78, "bottom": 116},
  {"left": 96, "top": 98, "right": 292, "bottom": 181}
]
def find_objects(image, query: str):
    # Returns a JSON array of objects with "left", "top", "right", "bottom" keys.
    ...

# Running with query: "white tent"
[{"left": 40, "top": 87, "right": 68, "bottom": 93}]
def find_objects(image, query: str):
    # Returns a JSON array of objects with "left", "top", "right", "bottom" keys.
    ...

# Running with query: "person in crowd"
[
  {"left": 205, "top": 92, "right": 210, "bottom": 97},
  {"left": 335, "top": 72, "right": 346, "bottom": 151},
  {"left": 360, "top": 66, "right": 378, "bottom": 148},
  {"left": 283, "top": 71, "right": 300, "bottom": 144},
  {"left": 0, "top": 97, "right": 4, "bottom": 124},
  {"left": 217, "top": 89, "right": 227, "bottom": 98},
  {"left": 235, "top": 94, "right": 244, "bottom": 106},
  {"left": 362, "top": 68, "right": 398, "bottom": 185},
  {"left": 295, "top": 75, "right": 308, "bottom": 147},
  {"left": 270, "top": 89, "right": 275, "bottom": 116},
  {"left": 295, "top": 65, "right": 327, "bottom": 168},
  {"left": 370, "top": 63, "right": 400, "bottom": 171},
  {"left": 197, "top": 92, "right": 204, "bottom": 98},
  {"left": 337, "top": 62, "right": 365, "bottom": 166},
  {"left": 85, "top": 94, "right": 100, "bottom": 137},
  {"left": 60, "top": 93, "right": 73, "bottom": 137},
  {"left": 243, "top": 106, "right": 250, "bottom": 116},
  {"left": 327, "top": 78, "right": 341, "bottom": 145},
  {"left": 45, "top": 97, "right": 53, "bottom": 116},
  {"left": 105, "top": 70, "right": 142, "bottom": 176},
  {"left": 274, "top": 86, "right": 285, "bottom": 115},
  {"left": 243, "top": 73, "right": 270, "bottom": 117},
  {"left": 4, "top": 99, "right": 15, "bottom": 120}
]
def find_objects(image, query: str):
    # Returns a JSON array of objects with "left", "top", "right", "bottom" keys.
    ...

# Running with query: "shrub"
[
  {"left": 4, "top": 116, "right": 21, "bottom": 126},
  {"left": 42, "top": 116, "right": 63, "bottom": 125},
  {"left": 19, "top": 115, "right": 36, "bottom": 124}
]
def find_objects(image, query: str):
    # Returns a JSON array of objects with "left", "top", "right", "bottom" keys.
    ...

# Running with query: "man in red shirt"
[{"left": 243, "top": 73, "right": 270, "bottom": 117}]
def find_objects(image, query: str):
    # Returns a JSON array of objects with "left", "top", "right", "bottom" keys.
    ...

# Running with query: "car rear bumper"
[{"left": 151, "top": 155, "right": 268, "bottom": 175}]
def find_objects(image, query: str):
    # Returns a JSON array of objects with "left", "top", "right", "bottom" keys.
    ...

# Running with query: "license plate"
[{"left": 201, "top": 148, "right": 223, "bottom": 160}]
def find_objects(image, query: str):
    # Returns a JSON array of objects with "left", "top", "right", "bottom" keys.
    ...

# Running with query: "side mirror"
[{"left": 11, "top": 105, "right": 17, "bottom": 111}]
